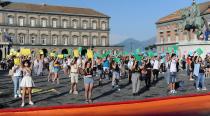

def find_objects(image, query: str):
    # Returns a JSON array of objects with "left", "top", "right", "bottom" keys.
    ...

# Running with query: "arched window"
[
  {"left": 63, "top": 19, "right": 68, "bottom": 28},
  {"left": 72, "top": 19, "right": 78, "bottom": 29},
  {"left": 30, "top": 17, "right": 36, "bottom": 27},
  {"left": 30, "top": 34, "right": 37, "bottom": 45},
  {"left": 52, "top": 18, "right": 58, "bottom": 28},
  {"left": 41, "top": 18, "right": 47, "bottom": 27},
  {"left": 92, "top": 21, "right": 97, "bottom": 29},
  {"left": 83, "top": 35, "right": 88, "bottom": 46},
  {"left": 101, "top": 36, "right": 106, "bottom": 46},
  {"left": 83, "top": 20, "right": 88, "bottom": 29},
  {"left": 92, "top": 36, "right": 97, "bottom": 46},
  {"left": 52, "top": 35, "right": 58, "bottom": 45},
  {"left": 73, "top": 35, "right": 78, "bottom": 45},
  {"left": 101, "top": 21, "right": 106, "bottom": 30},
  {"left": 18, "top": 33, "right": 25, "bottom": 44},
  {"left": 63, "top": 35, "right": 68, "bottom": 45},
  {"left": 8, "top": 15, "right": 14, "bottom": 25},
  {"left": 18, "top": 16, "right": 25, "bottom": 26},
  {"left": 41, "top": 34, "right": 47, "bottom": 45}
]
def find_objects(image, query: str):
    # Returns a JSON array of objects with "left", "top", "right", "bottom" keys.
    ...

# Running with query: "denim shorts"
[
  {"left": 84, "top": 76, "right": 94, "bottom": 84},
  {"left": 169, "top": 72, "right": 177, "bottom": 83},
  {"left": 113, "top": 71, "right": 120, "bottom": 79}
]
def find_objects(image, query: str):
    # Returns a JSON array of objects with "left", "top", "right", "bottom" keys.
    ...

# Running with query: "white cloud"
[{"left": 110, "top": 34, "right": 130, "bottom": 45}]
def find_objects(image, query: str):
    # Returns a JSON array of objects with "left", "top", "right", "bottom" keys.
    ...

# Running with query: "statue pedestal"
[{"left": 178, "top": 41, "right": 210, "bottom": 58}]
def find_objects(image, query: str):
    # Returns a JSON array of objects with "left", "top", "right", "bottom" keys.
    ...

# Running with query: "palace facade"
[
  {"left": 0, "top": 1, "right": 123, "bottom": 59},
  {"left": 156, "top": 1, "right": 210, "bottom": 57}
]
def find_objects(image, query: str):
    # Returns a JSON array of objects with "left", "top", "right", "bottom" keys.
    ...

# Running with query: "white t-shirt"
[
  {"left": 128, "top": 60, "right": 133, "bottom": 70},
  {"left": 170, "top": 59, "right": 177, "bottom": 72},
  {"left": 13, "top": 66, "right": 22, "bottom": 77},
  {"left": 153, "top": 60, "right": 159, "bottom": 70}
]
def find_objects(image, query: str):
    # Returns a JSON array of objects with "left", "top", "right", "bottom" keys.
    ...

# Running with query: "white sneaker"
[
  {"left": 29, "top": 101, "right": 34, "bottom": 105},
  {"left": 69, "top": 90, "right": 73, "bottom": 94},
  {"left": 173, "top": 90, "right": 177, "bottom": 94},
  {"left": 14, "top": 95, "right": 17, "bottom": 98},
  {"left": 73, "top": 91, "right": 78, "bottom": 95},
  {"left": 196, "top": 88, "right": 200, "bottom": 91},
  {"left": 21, "top": 102, "right": 25, "bottom": 107},
  {"left": 202, "top": 87, "right": 207, "bottom": 91},
  {"left": 18, "top": 94, "right": 22, "bottom": 98}
]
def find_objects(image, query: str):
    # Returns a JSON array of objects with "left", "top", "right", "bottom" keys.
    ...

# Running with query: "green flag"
[
  {"left": 64, "top": 54, "right": 68, "bottom": 58},
  {"left": 114, "top": 58, "right": 121, "bottom": 63},
  {"left": 123, "top": 51, "right": 129, "bottom": 56},
  {"left": 78, "top": 47, "right": 82, "bottom": 53},
  {"left": 134, "top": 54, "right": 142, "bottom": 61},
  {"left": 135, "top": 48, "right": 141, "bottom": 54},
  {"left": 196, "top": 48, "right": 203, "bottom": 56},
  {"left": 148, "top": 51, "right": 154, "bottom": 57}
]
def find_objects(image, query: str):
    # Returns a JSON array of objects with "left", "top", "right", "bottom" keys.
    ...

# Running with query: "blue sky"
[{"left": 10, "top": 0, "right": 209, "bottom": 44}]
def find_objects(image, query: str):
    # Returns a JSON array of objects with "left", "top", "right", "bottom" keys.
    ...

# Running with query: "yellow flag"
[
  {"left": 39, "top": 50, "right": 44, "bottom": 55},
  {"left": 58, "top": 54, "right": 64, "bottom": 59},
  {"left": 87, "top": 49, "right": 93, "bottom": 59},
  {"left": 20, "top": 48, "right": 31, "bottom": 56},
  {"left": 16, "top": 52, "right": 20, "bottom": 57},
  {"left": 50, "top": 53, "right": 55, "bottom": 57},
  {"left": 14, "top": 58, "right": 21, "bottom": 65},
  {"left": 74, "top": 49, "right": 79, "bottom": 57}
]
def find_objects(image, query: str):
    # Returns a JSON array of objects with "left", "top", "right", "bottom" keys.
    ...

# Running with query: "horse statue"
[{"left": 181, "top": 0, "right": 209, "bottom": 40}]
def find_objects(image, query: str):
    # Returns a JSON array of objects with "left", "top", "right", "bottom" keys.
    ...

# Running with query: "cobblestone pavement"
[{"left": 0, "top": 70, "right": 210, "bottom": 109}]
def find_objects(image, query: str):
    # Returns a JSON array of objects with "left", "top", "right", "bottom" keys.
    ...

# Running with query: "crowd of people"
[{"left": 2, "top": 48, "right": 210, "bottom": 107}]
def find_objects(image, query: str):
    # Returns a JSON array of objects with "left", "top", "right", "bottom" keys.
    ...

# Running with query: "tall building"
[
  {"left": 156, "top": 1, "right": 210, "bottom": 57},
  {"left": 0, "top": 1, "right": 123, "bottom": 59}
]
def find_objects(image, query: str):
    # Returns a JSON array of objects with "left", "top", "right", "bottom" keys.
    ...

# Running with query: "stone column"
[
  {"left": 69, "top": 31, "right": 71, "bottom": 45},
  {"left": 48, "top": 16, "right": 51, "bottom": 28},
  {"left": 49, "top": 30, "right": 51, "bottom": 45},
  {"left": 26, "top": 14, "right": 29, "bottom": 26},
  {"left": 59, "top": 31, "right": 62, "bottom": 45},
  {"left": 38, "top": 30, "right": 41, "bottom": 45},
  {"left": 59, "top": 16, "right": 61, "bottom": 28}
]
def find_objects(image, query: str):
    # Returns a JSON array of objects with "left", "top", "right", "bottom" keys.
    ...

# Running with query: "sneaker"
[
  {"left": 173, "top": 90, "right": 177, "bottom": 94},
  {"left": 29, "top": 101, "right": 34, "bottom": 105},
  {"left": 21, "top": 102, "right": 25, "bottom": 107},
  {"left": 190, "top": 78, "right": 194, "bottom": 81},
  {"left": 73, "top": 91, "right": 78, "bottom": 95},
  {"left": 196, "top": 88, "right": 200, "bottom": 91},
  {"left": 202, "top": 87, "right": 207, "bottom": 91},
  {"left": 69, "top": 90, "right": 73, "bottom": 94},
  {"left": 169, "top": 90, "right": 173, "bottom": 94},
  {"left": 14, "top": 95, "right": 17, "bottom": 98},
  {"left": 18, "top": 94, "right": 22, "bottom": 98}
]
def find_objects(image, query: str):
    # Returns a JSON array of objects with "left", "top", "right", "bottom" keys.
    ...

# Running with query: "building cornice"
[
  {"left": 0, "top": 9, "right": 110, "bottom": 19},
  {"left": 0, "top": 25, "right": 110, "bottom": 32}
]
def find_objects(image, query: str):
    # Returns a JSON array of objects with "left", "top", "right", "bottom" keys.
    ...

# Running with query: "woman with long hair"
[
  {"left": 131, "top": 60, "right": 140, "bottom": 96},
  {"left": 111, "top": 61, "right": 121, "bottom": 91},
  {"left": 53, "top": 58, "right": 61, "bottom": 84},
  {"left": 20, "top": 60, "right": 35, "bottom": 107},
  {"left": 83, "top": 60, "right": 94, "bottom": 103},
  {"left": 47, "top": 57, "right": 54, "bottom": 82},
  {"left": 194, "top": 56, "right": 207, "bottom": 91}
]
